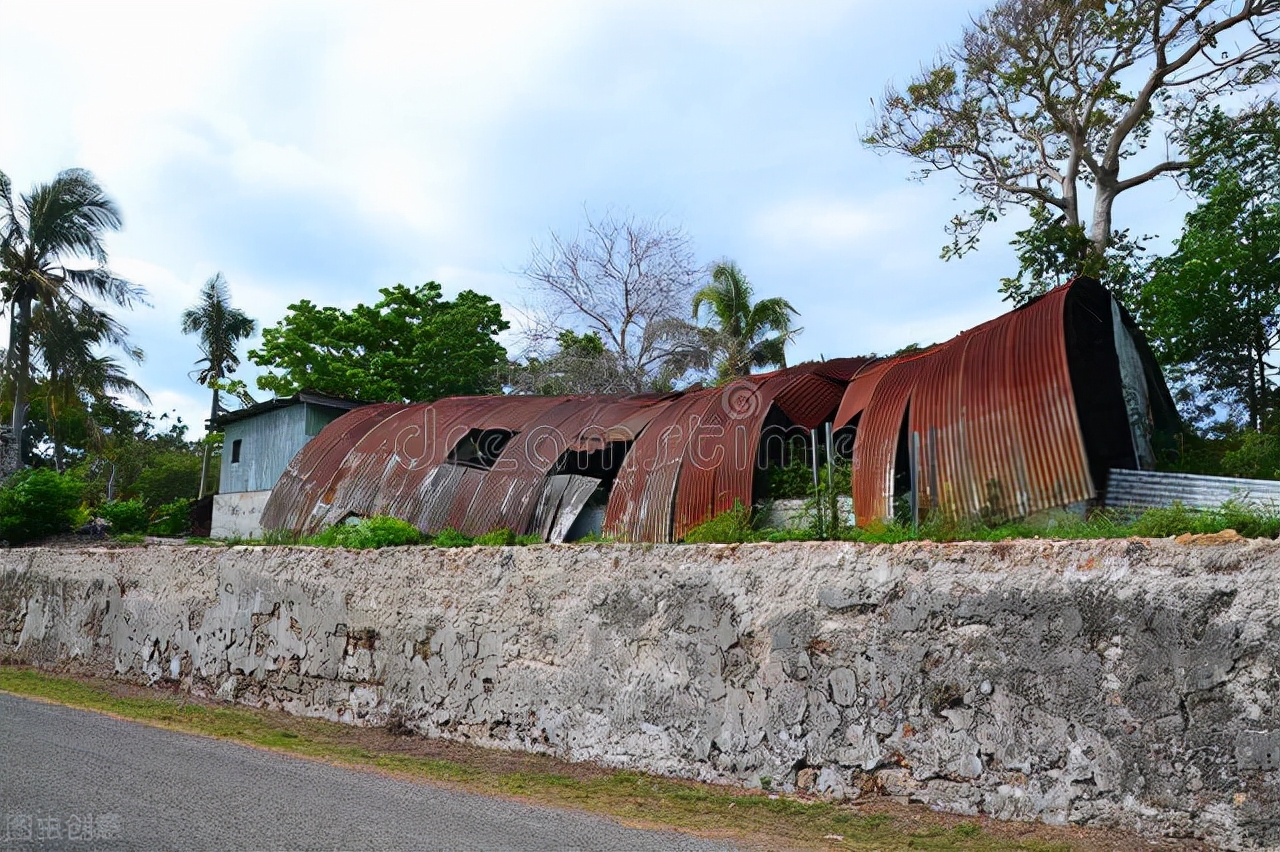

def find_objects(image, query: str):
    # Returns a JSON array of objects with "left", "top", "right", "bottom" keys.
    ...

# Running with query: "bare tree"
[
  {"left": 865, "top": 0, "right": 1280, "bottom": 259},
  {"left": 518, "top": 210, "right": 705, "bottom": 393}
]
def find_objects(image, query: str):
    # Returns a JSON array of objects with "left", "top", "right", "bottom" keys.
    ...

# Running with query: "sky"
[{"left": 0, "top": 0, "right": 1201, "bottom": 437}]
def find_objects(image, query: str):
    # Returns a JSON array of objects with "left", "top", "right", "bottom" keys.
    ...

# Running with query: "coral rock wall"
[{"left": 2, "top": 539, "right": 1277, "bottom": 848}]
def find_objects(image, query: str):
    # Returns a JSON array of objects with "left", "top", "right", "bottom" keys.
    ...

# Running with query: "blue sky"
[{"left": 0, "top": 1, "right": 1198, "bottom": 436}]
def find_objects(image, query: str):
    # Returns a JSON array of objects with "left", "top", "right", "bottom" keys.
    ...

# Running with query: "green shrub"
[
  {"left": 766, "top": 458, "right": 851, "bottom": 500},
  {"left": 98, "top": 499, "right": 150, "bottom": 535},
  {"left": 148, "top": 498, "right": 193, "bottom": 537},
  {"left": 261, "top": 528, "right": 301, "bottom": 545},
  {"left": 432, "top": 528, "right": 473, "bottom": 548},
  {"left": 0, "top": 468, "right": 84, "bottom": 544},
  {"left": 571, "top": 531, "right": 615, "bottom": 544},
  {"left": 1221, "top": 431, "right": 1280, "bottom": 481},
  {"left": 515, "top": 533, "right": 543, "bottom": 545},
  {"left": 308, "top": 516, "right": 424, "bottom": 549},
  {"left": 473, "top": 529, "right": 516, "bottom": 546},
  {"left": 1129, "top": 502, "right": 1205, "bottom": 537},
  {"left": 766, "top": 460, "right": 815, "bottom": 500},
  {"left": 1215, "top": 499, "right": 1280, "bottom": 538},
  {"left": 683, "top": 501, "right": 756, "bottom": 544}
]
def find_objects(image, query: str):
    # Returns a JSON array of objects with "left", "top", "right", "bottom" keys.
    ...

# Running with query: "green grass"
[
  {"left": 682, "top": 499, "right": 1280, "bottom": 545},
  {"left": 0, "top": 667, "right": 1086, "bottom": 850}
]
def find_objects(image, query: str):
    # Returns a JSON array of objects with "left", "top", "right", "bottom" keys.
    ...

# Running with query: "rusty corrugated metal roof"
[
  {"left": 259, "top": 277, "right": 1167, "bottom": 541},
  {"left": 846, "top": 281, "right": 1096, "bottom": 525}
]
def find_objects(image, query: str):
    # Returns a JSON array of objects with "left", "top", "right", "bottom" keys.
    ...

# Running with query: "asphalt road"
[{"left": 0, "top": 693, "right": 732, "bottom": 851}]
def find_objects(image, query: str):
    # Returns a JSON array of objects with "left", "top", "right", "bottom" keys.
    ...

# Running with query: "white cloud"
[{"left": 750, "top": 189, "right": 936, "bottom": 254}]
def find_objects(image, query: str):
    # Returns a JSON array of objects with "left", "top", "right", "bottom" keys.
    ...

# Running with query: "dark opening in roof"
[{"left": 447, "top": 428, "right": 516, "bottom": 470}]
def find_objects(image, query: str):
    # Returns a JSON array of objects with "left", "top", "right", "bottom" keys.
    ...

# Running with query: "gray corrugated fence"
[{"left": 1105, "top": 468, "right": 1280, "bottom": 511}]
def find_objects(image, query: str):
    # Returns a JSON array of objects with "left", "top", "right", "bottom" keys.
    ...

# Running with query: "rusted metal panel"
[
  {"left": 266, "top": 280, "right": 1131, "bottom": 540},
  {"left": 260, "top": 403, "right": 398, "bottom": 532},
  {"left": 609, "top": 366, "right": 852, "bottom": 542},
  {"left": 850, "top": 283, "right": 1096, "bottom": 525},
  {"left": 851, "top": 357, "right": 920, "bottom": 524},
  {"left": 771, "top": 372, "right": 847, "bottom": 432},
  {"left": 448, "top": 396, "right": 673, "bottom": 536},
  {"left": 1014, "top": 287, "right": 1094, "bottom": 511},
  {"left": 302, "top": 402, "right": 437, "bottom": 533},
  {"left": 911, "top": 335, "right": 977, "bottom": 519},
  {"left": 605, "top": 392, "right": 707, "bottom": 541},
  {"left": 451, "top": 398, "right": 578, "bottom": 535},
  {"left": 671, "top": 391, "right": 728, "bottom": 537},
  {"left": 432, "top": 395, "right": 563, "bottom": 533},
  {"left": 960, "top": 313, "right": 1029, "bottom": 518},
  {"left": 834, "top": 361, "right": 890, "bottom": 428}
]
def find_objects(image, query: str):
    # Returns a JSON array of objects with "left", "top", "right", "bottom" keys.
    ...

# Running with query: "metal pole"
[
  {"left": 910, "top": 431, "right": 920, "bottom": 534},
  {"left": 810, "top": 428, "right": 823, "bottom": 538},
  {"left": 824, "top": 422, "right": 836, "bottom": 536}
]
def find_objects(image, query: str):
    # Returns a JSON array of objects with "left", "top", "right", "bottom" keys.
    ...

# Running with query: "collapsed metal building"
[{"left": 260, "top": 277, "right": 1176, "bottom": 541}]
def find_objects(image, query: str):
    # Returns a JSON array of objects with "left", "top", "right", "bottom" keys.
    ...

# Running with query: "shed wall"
[{"left": 220, "top": 404, "right": 345, "bottom": 494}]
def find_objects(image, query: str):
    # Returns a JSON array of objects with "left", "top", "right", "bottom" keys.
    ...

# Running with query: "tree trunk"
[
  {"left": 9, "top": 295, "right": 32, "bottom": 445},
  {"left": 1089, "top": 184, "right": 1116, "bottom": 259},
  {"left": 197, "top": 387, "right": 220, "bottom": 499}
]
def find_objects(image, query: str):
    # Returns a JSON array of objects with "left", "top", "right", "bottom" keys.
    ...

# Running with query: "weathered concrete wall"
[
  {"left": 2, "top": 539, "right": 1277, "bottom": 848},
  {"left": 211, "top": 490, "right": 271, "bottom": 539}
]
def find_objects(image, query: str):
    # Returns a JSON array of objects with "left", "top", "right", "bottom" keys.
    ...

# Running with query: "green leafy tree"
[
  {"left": 250, "top": 283, "right": 508, "bottom": 402},
  {"left": 0, "top": 168, "right": 145, "bottom": 441},
  {"left": 34, "top": 300, "right": 148, "bottom": 470},
  {"left": 997, "top": 204, "right": 1153, "bottom": 307},
  {"left": 691, "top": 261, "right": 800, "bottom": 383},
  {"left": 70, "top": 408, "right": 204, "bottom": 506},
  {"left": 864, "top": 1, "right": 1280, "bottom": 266},
  {"left": 181, "top": 272, "right": 256, "bottom": 497},
  {"left": 1140, "top": 106, "right": 1280, "bottom": 432}
]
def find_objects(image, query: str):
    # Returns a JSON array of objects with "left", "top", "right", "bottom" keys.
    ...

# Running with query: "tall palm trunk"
[
  {"left": 9, "top": 294, "right": 32, "bottom": 442},
  {"left": 197, "top": 385, "right": 220, "bottom": 499}
]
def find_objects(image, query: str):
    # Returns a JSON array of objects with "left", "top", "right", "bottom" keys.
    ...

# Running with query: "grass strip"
[{"left": 1, "top": 666, "right": 1117, "bottom": 850}]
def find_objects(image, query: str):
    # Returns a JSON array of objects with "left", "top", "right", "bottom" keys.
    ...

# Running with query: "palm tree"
[
  {"left": 0, "top": 168, "right": 143, "bottom": 440},
  {"left": 36, "top": 299, "right": 149, "bottom": 470},
  {"left": 691, "top": 260, "right": 801, "bottom": 383},
  {"left": 181, "top": 272, "right": 257, "bottom": 497}
]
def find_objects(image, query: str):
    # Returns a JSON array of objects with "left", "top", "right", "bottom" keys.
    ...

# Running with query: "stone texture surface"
[{"left": 2, "top": 539, "right": 1278, "bottom": 848}]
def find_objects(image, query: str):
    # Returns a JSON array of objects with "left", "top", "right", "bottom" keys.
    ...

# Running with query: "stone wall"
[{"left": 2, "top": 539, "right": 1277, "bottom": 848}]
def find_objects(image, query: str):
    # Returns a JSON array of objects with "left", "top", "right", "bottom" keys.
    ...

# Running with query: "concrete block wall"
[
  {"left": 2, "top": 539, "right": 1278, "bottom": 848},
  {"left": 211, "top": 490, "right": 271, "bottom": 539}
]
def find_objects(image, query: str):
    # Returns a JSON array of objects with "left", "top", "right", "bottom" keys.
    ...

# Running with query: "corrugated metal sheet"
[
  {"left": 847, "top": 282, "right": 1096, "bottom": 525},
  {"left": 605, "top": 366, "right": 850, "bottom": 542},
  {"left": 833, "top": 360, "right": 890, "bottom": 428},
  {"left": 221, "top": 405, "right": 311, "bottom": 494},
  {"left": 1104, "top": 469, "right": 1280, "bottom": 511},
  {"left": 850, "top": 357, "right": 920, "bottom": 523},
  {"left": 605, "top": 392, "right": 708, "bottom": 542}
]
